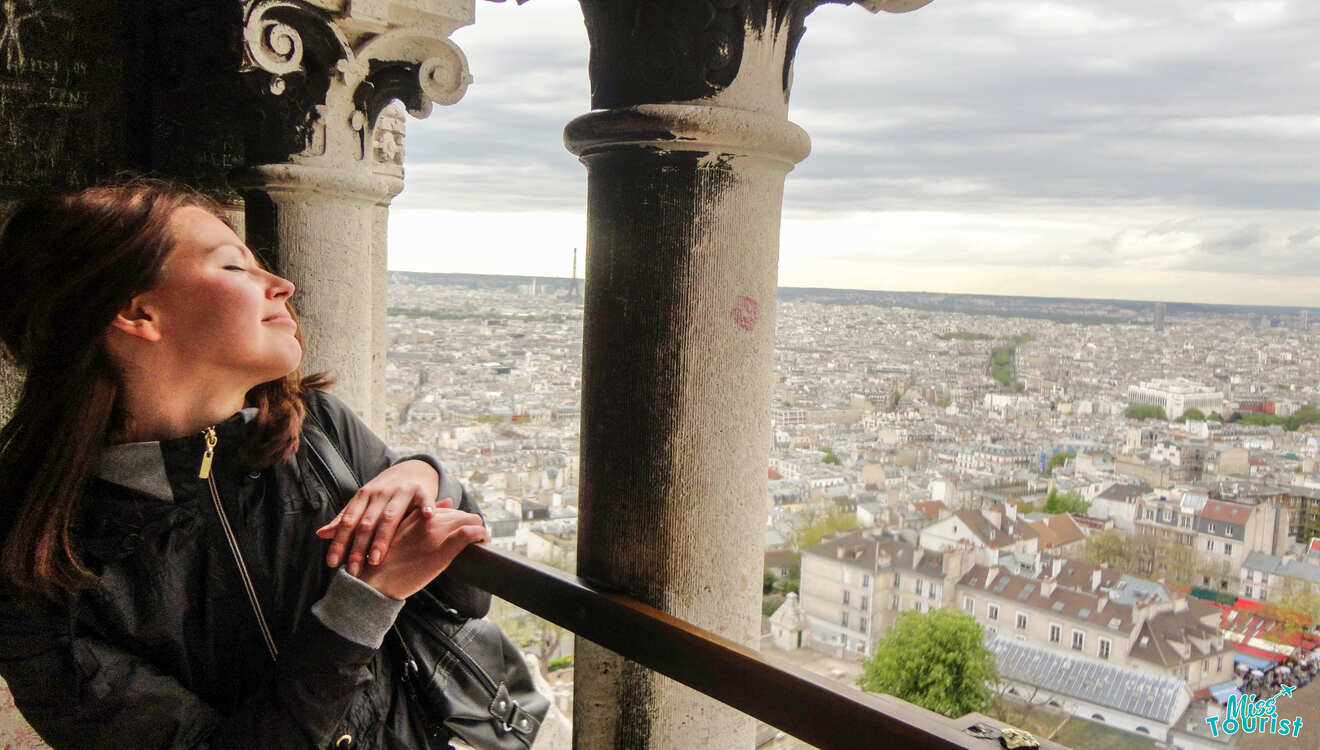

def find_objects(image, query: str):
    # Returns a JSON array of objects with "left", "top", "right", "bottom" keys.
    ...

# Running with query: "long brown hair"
[{"left": 0, "top": 179, "right": 324, "bottom": 598}]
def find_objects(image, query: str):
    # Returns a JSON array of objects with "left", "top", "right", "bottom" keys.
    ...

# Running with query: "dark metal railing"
[{"left": 447, "top": 545, "right": 1005, "bottom": 749}]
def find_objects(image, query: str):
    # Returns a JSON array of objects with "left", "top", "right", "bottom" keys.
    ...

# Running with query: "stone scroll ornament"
[
  {"left": 238, "top": 0, "right": 474, "bottom": 163},
  {"left": 570, "top": 0, "right": 933, "bottom": 108}
]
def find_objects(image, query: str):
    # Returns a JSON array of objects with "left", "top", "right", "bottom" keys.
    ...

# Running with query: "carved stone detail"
[
  {"left": 372, "top": 102, "right": 405, "bottom": 166},
  {"left": 240, "top": 0, "right": 471, "bottom": 164},
  {"left": 577, "top": 0, "right": 931, "bottom": 109}
]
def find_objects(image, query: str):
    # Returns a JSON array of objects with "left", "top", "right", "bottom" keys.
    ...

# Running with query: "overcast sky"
[{"left": 388, "top": 0, "right": 1320, "bottom": 306}]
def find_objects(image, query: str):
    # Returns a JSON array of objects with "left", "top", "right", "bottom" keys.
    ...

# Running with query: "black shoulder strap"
[
  {"left": 302, "top": 400, "right": 466, "bottom": 513},
  {"left": 302, "top": 408, "right": 361, "bottom": 506}
]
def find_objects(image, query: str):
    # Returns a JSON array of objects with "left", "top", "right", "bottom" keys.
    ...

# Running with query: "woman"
[{"left": 0, "top": 181, "right": 492, "bottom": 748}]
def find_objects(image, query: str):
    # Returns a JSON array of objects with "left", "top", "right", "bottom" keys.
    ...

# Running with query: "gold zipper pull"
[{"left": 199, "top": 427, "right": 218, "bottom": 479}]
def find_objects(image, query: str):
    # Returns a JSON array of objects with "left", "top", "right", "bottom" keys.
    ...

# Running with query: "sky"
[{"left": 388, "top": 0, "right": 1320, "bottom": 307}]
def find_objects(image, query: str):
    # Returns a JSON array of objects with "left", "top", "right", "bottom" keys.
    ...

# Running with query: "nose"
[{"left": 267, "top": 271, "right": 295, "bottom": 300}]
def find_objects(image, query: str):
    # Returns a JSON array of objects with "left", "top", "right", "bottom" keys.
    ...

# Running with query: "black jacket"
[{"left": 0, "top": 390, "right": 488, "bottom": 749}]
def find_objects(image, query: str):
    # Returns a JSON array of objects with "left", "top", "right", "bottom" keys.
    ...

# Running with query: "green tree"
[
  {"left": 1041, "top": 488, "right": 1088, "bottom": 515},
  {"left": 1081, "top": 530, "right": 1136, "bottom": 573},
  {"left": 1124, "top": 404, "right": 1169, "bottom": 421},
  {"left": 822, "top": 449, "right": 842, "bottom": 466},
  {"left": 763, "top": 568, "right": 778, "bottom": 595},
  {"left": 1272, "top": 579, "right": 1320, "bottom": 625},
  {"left": 1286, "top": 404, "right": 1320, "bottom": 431},
  {"left": 1208, "top": 411, "right": 1224, "bottom": 422},
  {"left": 792, "top": 511, "right": 858, "bottom": 550},
  {"left": 1176, "top": 408, "right": 1206, "bottom": 422},
  {"left": 859, "top": 610, "right": 998, "bottom": 718},
  {"left": 1045, "top": 452, "right": 1075, "bottom": 475}
]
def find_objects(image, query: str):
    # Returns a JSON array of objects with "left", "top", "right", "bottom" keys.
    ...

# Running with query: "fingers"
[
  {"left": 325, "top": 491, "right": 369, "bottom": 568},
  {"left": 363, "top": 490, "right": 415, "bottom": 569},
  {"left": 315, "top": 508, "right": 344, "bottom": 538},
  {"left": 431, "top": 520, "right": 492, "bottom": 572},
  {"left": 347, "top": 486, "right": 416, "bottom": 576},
  {"left": 321, "top": 493, "right": 455, "bottom": 573}
]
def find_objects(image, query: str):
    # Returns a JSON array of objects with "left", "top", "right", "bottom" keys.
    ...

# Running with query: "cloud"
[{"left": 389, "top": 0, "right": 1320, "bottom": 303}]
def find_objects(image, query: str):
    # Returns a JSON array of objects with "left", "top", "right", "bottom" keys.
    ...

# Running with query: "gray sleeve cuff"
[{"left": 310, "top": 569, "right": 405, "bottom": 649}]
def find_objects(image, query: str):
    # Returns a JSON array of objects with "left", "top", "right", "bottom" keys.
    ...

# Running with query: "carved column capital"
[
  {"left": 239, "top": 0, "right": 473, "bottom": 167},
  {"left": 576, "top": 0, "right": 932, "bottom": 110}
]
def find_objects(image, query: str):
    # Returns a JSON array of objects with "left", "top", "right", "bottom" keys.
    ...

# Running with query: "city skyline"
[
  {"left": 388, "top": 1, "right": 1320, "bottom": 307},
  {"left": 389, "top": 269, "right": 1320, "bottom": 314}
]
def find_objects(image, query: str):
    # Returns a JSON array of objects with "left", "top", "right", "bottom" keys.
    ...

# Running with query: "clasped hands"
[{"left": 314, "top": 459, "right": 489, "bottom": 600}]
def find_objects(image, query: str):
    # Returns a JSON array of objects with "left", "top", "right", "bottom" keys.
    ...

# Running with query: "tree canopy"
[
  {"left": 791, "top": 510, "right": 857, "bottom": 551},
  {"left": 1019, "top": 488, "right": 1088, "bottom": 515},
  {"left": 859, "top": 609, "right": 998, "bottom": 719},
  {"left": 1176, "top": 408, "right": 1206, "bottom": 422},
  {"left": 1231, "top": 404, "right": 1320, "bottom": 431},
  {"left": 1045, "top": 452, "right": 1074, "bottom": 474},
  {"left": 1041, "top": 488, "right": 1089, "bottom": 514},
  {"left": 1082, "top": 529, "right": 1216, "bottom": 589},
  {"left": 1124, "top": 404, "right": 1168, "bottom": 421}
]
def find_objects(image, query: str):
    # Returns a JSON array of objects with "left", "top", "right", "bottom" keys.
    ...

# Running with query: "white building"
[{"left": 1126, "top": 379, "right": 1224, "bottom": 419}]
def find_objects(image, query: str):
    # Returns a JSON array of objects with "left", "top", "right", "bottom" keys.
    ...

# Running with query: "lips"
[{"left": 263, "top": 313, "right": 296, "bottom": 326}]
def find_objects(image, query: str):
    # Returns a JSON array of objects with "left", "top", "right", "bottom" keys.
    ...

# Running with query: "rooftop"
[{"left": 988, "top": 637, "right": 1189, "bottom": 723}]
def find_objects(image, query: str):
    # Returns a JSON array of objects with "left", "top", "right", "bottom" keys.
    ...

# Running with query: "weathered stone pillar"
[
  {"left": 234, "top": 2, "right": 474, "bottom": 428},
  {"left": 566, "top": 1, "right": 929, "bottom": 748}
]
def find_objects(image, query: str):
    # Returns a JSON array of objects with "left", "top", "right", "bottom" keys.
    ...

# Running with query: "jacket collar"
[{"left": 95, "top": 408, "right": 259, "bottom": 502}]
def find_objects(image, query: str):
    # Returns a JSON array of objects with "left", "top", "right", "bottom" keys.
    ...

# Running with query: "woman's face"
[{"left": 142, "top": 206, "right": 303, "bottom": 387}]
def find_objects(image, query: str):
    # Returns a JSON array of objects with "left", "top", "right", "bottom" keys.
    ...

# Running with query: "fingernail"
[
  {"left": 348, "top": 563, "right": 360, "bottom": 577},
  {"left": 369, "top": 551, "right": 380, "bottom": 565},
  {"left": 327, "top": 554, "right": 339, "bottom": 567}
]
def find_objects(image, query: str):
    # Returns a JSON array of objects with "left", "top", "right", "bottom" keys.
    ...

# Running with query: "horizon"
[{"left": 387, "top": 269, "right": 1319, "bottom": 314}]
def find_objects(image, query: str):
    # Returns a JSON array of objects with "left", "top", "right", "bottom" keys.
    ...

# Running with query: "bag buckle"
[{"left": 488, "top": 683, "right": 537, "bottom": 736}]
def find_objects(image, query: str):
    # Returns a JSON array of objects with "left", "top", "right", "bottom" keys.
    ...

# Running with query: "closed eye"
[{"left": 223, "top": 265, "right": 248, "bottom": 272}]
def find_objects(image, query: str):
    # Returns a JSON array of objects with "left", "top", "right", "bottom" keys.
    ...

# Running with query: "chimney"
[
  {"left": 1090, "top": 568, "right": 1102, "bottom": 592},
  {"left": 1040, "top": 578, "right": 1057, "bottom": 597},
  {"left": 1051, "top": 557, "right": 1063, "bottom": 578},
  {"left": 1005, "top": 503, "right": 1017, "bottom": 523},
  {"left": 836, "top": 546, "right": 846, "bottom": 559},
  {"left": 985, "top": 567, "right": 999, "bottom": 589},
  {"left": 913, "top": 548, "right": 924, "bottom": 568},
  {"left": 1097, "top": 595, "right": 1108, "bottom": 612}
]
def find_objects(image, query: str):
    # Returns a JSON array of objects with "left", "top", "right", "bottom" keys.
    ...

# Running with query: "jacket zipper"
[{"left": 200, "top": 426, "right": 280, "bottom": 662}]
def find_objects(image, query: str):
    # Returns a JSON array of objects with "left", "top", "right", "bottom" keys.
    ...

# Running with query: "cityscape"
[{"left": 383, "top": 271, "right": 1320, "bottom": 750}]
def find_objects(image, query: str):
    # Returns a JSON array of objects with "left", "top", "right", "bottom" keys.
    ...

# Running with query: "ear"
[{"left": 109, "top": 297, "right": 163, "bottom": 343}]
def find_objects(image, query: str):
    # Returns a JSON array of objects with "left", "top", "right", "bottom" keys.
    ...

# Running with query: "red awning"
[{"left": 1236, "top": 642, "right": 1287, "bottom": 664}]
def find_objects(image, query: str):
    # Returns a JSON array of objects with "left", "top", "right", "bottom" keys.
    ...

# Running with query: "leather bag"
[{"left": 301, "top": 417, "right": 550, "bottom": 750}]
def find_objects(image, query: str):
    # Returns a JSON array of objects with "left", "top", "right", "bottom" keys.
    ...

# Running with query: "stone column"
[
  {"left": 566, "top": 1, "right": 930, "bottom": 748},
  {"left": 233, "top": 2, "right": 474, "bottom": 428}
]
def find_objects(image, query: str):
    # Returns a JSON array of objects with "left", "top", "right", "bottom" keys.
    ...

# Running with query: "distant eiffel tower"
[{"left": 569, "top": 247, "right": 579, "bottom": 298}]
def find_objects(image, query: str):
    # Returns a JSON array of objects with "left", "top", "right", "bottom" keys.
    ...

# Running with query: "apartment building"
[
  {"left": 919, "top": 502, "right": 1040, "bottom": 560},
  {"left": 1241, "top": 551, "right": 1320, "bottom": 602},
  {"left": 1132, "top": 493, "right": 1286, "bottom": 588},
  {"left": 956, "top": 559, "right": 1234, "bottom": 691},
  {"left": 799, "top": 530, "right": 973, "bottom": 657},
  {"left": 1126, "top": 379, "right": 1225, "bottom": 419}
]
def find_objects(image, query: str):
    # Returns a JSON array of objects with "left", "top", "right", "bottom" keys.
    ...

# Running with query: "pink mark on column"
[{"left": 731, "top": 296, "right": 759, "bottom": 331}]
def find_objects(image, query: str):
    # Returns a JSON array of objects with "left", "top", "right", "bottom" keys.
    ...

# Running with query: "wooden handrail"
[{"left": 447, "top": 545, "right": 1000, "bottom": 750}]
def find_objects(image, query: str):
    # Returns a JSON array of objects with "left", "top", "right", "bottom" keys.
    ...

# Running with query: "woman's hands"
[
  {"left": 315, "top": 459, "right": 445, "bottom": 577},
  {"left": 356, "top": 505, "right": 490, "bottom": 600}
]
